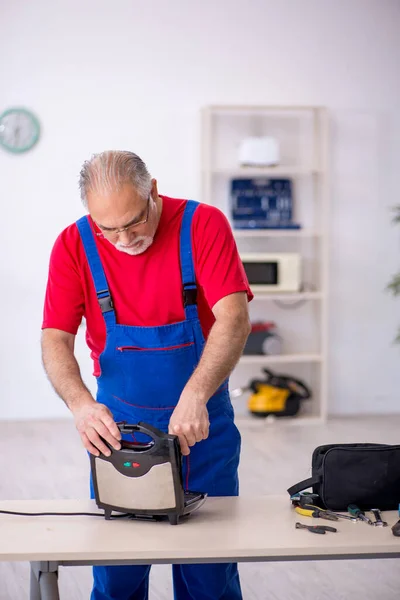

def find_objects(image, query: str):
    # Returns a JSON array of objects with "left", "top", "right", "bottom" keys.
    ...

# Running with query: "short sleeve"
[
  {"left": 42, "top": 226, "right": 85, "bottom": 334},
  {"left": 192, "top": 203, "right": 253, "bottom": 309}
]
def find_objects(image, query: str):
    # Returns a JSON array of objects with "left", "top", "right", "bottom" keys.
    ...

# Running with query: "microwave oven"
[{"left": 240, "top": 253, "right": 301, "bottom": 293}]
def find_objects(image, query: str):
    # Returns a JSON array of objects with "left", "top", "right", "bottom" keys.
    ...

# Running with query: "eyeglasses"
[{"left": 95, "top": 195, "right": 151, "bottom": 240}]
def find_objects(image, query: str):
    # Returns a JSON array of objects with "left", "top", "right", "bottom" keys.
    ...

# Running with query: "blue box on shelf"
[{"left": 230, "top": 177, "right": 301, "bottom": 230}]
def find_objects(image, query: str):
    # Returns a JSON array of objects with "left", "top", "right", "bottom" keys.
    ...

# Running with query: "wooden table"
[{"left": 1, "top": 496, "right": 400, "bottom": 600}]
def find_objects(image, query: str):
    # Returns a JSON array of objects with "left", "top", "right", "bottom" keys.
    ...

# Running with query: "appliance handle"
[
  {"left": 262, "top": 369, "right": 311, "bottom": 400},
  {"left": 116, "top": 421, "right": 172, "bottom": 451},
  {"left": 287, "top": 378, "right": 312, "bottom": 399}
]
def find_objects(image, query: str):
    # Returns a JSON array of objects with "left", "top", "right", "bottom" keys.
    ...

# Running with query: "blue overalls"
[{"left": 76, "top": 200, "right": 243, "bottom": 600}]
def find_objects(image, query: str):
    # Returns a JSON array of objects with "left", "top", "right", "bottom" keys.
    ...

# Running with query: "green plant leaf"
[
  {"left": 388, "top": 207, "right": 400, "bottom": 342},
  {"left": 386, "top": 273, "right": 400, "bottom": 296},
  {"left": 391, "top": 205, "right": 400, "bottom": 224}
]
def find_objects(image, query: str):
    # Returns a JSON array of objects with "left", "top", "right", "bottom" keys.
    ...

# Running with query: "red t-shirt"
[{"left": 42, "top": 196, "right": 253, "bottom": 376}]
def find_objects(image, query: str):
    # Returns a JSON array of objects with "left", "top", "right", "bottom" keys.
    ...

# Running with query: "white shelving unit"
[
  {"left": 252, "top": 291, "right": 322, "bottom": 301},
  {"left": 239, "top": 353, "right": 323, "bottom": 365},
  {"left": 234, "top": 229, "right": 320, "bottom": 238},
  {"left": 211, "top": 166, "right": 317, "bottom": 176},
  {"left": 201, "top": 105, "right": 330, "bottom": 423}
]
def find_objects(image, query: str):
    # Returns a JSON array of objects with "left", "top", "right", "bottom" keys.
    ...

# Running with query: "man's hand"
[
  {"left": 169, "top": 396, "right": 210, "bottom": 456},
  {"left": 72, "top": 399, "right": 122, "bottom": 457},
  {"left": 41, "top": 329, "right": 122, "bottom": 457}
]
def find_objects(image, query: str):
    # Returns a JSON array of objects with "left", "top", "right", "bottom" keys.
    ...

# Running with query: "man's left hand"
[{"left": 169, "top": 396, "right": 209, "bottom": 456}]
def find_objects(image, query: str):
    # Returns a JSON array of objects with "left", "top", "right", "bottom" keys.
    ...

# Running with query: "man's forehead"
[
  {"left": 87, "top": 185, "right": 147, "bottom": 229},
  {"left": 87, "top": 182, "right": 142, "bottom": 204}
]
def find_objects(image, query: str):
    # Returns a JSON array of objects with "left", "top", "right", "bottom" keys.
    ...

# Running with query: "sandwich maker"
[{"left": 90, "top": 422, "right": 207, "bottom": 525}]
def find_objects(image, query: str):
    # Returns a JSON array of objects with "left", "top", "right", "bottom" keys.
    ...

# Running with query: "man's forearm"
[
  {"left": 182, "top": 317, "right": 251, "bottom": 404},
  {"left": 41, "top": 332, "right": 94, "bottom": 411}
]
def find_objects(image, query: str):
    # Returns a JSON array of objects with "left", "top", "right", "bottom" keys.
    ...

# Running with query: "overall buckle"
[
  {"left": 97, "top": 289, "right": 114, "bottom": 313},
  {"left": 183, "top": 283, "right": 197, "bottom": 307}
]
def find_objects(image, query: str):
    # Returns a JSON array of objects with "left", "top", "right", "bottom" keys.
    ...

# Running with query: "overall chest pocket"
[
  {"left": 115, "top": 341, "right": 197, "bottom": 409},
  {"left": 117, "top": 342, "right": 194, "bottom": 352}
]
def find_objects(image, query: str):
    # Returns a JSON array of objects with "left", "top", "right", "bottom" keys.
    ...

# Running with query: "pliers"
[
  {"left": 294, "top": 505, "right": 339, "bottom": 521},
  {"left": 295, "top": 522, "right": 337, "bottom": 535}
]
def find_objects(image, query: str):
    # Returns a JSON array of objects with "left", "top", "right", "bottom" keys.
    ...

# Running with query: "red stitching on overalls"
[
  {"left": 117, "top": 342, "right": 194, "bottom": 352},
  {"left": 112, "top": 395, "right": 176, "bottom": 411}
]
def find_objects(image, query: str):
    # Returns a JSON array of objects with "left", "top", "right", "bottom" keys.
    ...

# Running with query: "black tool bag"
[{"left": 287, "top": 443, "right": 400, "bottom": 511}]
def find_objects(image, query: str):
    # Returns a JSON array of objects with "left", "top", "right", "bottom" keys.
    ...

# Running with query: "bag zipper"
[
  {"left": 312, "top": 443, "right": 388, "bottom": 467},
  {"left": 117, "top": 342, "right": 194, "bottom": 352}
]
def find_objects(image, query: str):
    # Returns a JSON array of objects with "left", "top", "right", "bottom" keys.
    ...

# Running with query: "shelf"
[
  {"left": 235, "top": 414, "right": 325, "bottom": 428},
  {"left": 239, "top": 353, "right": 322, "bottom": 365},
  {"left": 210, "top": 166, "right": 319, "bottom": 177},
  {"left": 233, "top": 229, "right": 321, "bottom": 238},
  {"left": 207, "top": 105, "right": 324, "bottom": 115},
  {"left": 252, "top": 292, "right": 323, "bottom": 301}
]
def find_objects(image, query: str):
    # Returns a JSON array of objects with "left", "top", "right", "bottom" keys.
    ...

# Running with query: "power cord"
[
  {"left": 0, "top": 509, "right": 129, "bottom": 518},
  {"left": 0, "top": 509, "right": 168, "bottom": 521}
]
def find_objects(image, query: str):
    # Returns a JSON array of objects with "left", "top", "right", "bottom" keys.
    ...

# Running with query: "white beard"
[{"left": 115, "top": 236, "right": 154, "bottom": 256}]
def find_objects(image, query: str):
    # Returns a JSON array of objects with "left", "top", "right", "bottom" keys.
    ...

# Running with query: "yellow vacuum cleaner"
[{"left": 233, "top": 368, "right": 311, "bottom": 418}]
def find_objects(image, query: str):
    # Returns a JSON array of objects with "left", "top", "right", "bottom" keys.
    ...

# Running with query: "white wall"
[{"left": 0, "top": 0, "right": 399, "bottom": 419}]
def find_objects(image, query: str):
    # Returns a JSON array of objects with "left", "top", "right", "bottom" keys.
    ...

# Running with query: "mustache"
[
  {"left": 116, "top": 236, "right": 147, "bottom": 249},
  {"left": 115, "top": 236, "right": 153, "bottom": 255}
]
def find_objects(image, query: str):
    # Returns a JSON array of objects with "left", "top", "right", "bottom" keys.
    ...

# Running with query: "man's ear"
[{"left": 151, "top": 178, "right": 158, "bottom": 197}]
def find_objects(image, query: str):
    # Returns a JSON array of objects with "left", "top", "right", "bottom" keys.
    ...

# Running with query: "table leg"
[
  {"left": 38, "top": 571, "right": 60, "bottom": 600},
  {"left": 30, "top": 562, "right": 60, "bottom": 600},
  {"left": 30, "top": 563, "right": 41, "bottom": 600}
]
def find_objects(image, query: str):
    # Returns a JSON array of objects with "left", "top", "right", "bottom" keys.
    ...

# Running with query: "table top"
[{"left": 1, "top": 496, "right": 400, "bottom": 563}]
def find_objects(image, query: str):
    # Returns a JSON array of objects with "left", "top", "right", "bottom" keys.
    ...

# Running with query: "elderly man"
[{"left": 41, "top": 150, "right": 252, "bottom": 600}]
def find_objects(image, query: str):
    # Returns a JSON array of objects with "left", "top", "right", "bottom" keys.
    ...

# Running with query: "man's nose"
[{"left": 118, "top": 229, "right": 133, "bottom": 246}]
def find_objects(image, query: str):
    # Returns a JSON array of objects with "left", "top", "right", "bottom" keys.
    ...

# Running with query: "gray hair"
[{"left": 79, "top": 150, "right": 152, "bottom": 206}]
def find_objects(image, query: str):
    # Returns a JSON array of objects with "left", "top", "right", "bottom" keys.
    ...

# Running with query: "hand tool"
[
  {"left": 371, "top": 508, "right": 388, "bottom": 527},
  {"left": 302, "top": 493, "right": 320, "bottom": 505},
  {"left": 292, "top": 492, "right": 321, "bottom": 508},
  {"left": 391, "top": 504, "right": 400, "bottom": 537},
  {"left": 295, "top": 522, "right": 337, "bottom": 535},
  {"left": 301, "top": 503, "right": 358, "bottom": 523},
  {"left": 294, "top": 506, "right": 338, "bottom": 521},
  {"left": 348, "top": 504, "right": 374, "bottom": 525}
]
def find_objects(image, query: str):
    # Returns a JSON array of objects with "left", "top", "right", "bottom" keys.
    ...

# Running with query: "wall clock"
[{"left": 0, "top": 107, "right": 40, "bottom": 153}]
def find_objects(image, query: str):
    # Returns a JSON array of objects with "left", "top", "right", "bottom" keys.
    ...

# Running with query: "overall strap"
[
  {"left": 76, "top": 216, "right": 116, "bottom": 329},
  {"left": 180, "top": 200, "right": 200, "bottom": 320}
]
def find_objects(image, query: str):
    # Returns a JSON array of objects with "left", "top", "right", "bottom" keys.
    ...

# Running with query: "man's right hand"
[{"left": 72, "top": 400, "right": 122, "bottom": 457}]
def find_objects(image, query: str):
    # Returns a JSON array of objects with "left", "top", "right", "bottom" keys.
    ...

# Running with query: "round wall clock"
[{"left": 0, "top": 107, "right": 41, "bottom": 153}]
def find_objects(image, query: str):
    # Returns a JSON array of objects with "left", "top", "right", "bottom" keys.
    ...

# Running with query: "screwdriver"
[{"left": 348, "top": 504, "right": 373, "bottom": 525}]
